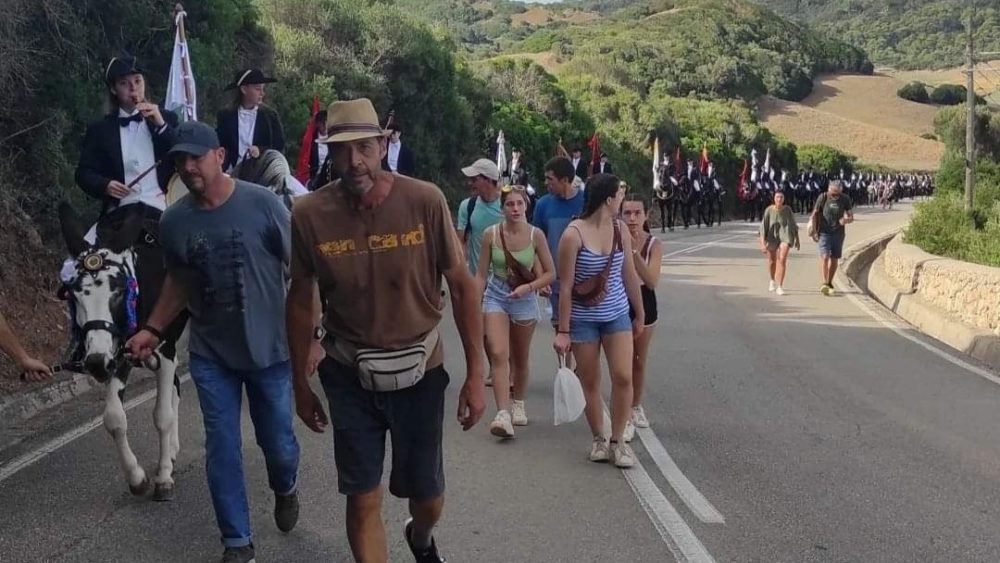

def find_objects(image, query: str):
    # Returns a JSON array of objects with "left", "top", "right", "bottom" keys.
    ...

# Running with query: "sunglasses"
[{"left": 501, "top": 185, "right": 528, "bottom": 193}]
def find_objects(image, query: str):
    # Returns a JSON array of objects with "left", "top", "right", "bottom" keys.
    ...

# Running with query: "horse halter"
[{"left": 61, "top": 249, "right": 139, "bottom": 360}]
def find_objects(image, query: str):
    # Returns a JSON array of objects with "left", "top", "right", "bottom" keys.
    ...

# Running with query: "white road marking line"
[
  {"left": 601, "top": 409, "right": 717, "bottom": 563},
  {"left": 0, "top": 374, "right": 191, "bottom": 484},
  {"left": 663, "top": 233, "right": 748, "bottom": 258},
  {"left": 624, "top": 458, "right": 718, "bottom": 563},
  {"left": 838, "top": 250, "right": 1000, "bottom": 387},
  {"left": 637, "top": 427, "right": 725, "bottom": 524}
]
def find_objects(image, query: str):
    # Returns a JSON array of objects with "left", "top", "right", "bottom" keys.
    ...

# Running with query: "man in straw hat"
[
  {"left": 216, "top": 68, "right": 285, "bottom": 172},
  {"left": 287, "top": 98, "right": 486, "bottom": 563},
  {"left": 128, "top": 121, "right": 306, "bottom": 563}
]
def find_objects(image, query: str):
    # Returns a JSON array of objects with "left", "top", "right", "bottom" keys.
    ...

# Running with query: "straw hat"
[{"left": 317, "top": 99, "right": 390, "bottom": 144}]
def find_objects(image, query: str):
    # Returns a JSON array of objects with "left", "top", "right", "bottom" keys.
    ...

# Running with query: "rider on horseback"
[{"left": 64, "top": 54, "right": 180, "bottom": 363}]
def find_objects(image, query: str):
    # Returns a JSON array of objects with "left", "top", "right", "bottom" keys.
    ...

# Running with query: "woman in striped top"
[{"left": 553, "top": 174, "right": 645, "bottom": 468}]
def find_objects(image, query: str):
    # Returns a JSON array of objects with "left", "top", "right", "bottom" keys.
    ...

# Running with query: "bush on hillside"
[
  {"left": 930, "top": 84, "right": 968, "bottom": 105},
  {"left": 898, "top": 81, "right": 930, "bottom": 103},
  {"left": 905, "top": 194, "right": 1000, "bottom": 267},
  {"left": 796, "top": 145, "right": 856, "bottom": 173}
]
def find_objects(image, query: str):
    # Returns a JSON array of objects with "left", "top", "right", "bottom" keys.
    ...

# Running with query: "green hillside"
[{"left": 753, "top": 0, "right": 1000, "bottom": 70}]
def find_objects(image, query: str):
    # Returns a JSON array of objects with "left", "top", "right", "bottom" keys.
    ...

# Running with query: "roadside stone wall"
[{"left": 885, "top": 236, "right": 1000, "bottom": 336}]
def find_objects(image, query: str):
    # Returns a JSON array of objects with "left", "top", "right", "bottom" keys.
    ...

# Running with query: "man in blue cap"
[{"left": 128, "top": 121, "right": 319, "bottom": 563}]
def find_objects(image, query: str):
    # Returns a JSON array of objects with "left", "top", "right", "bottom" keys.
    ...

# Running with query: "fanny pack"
[
  {"left": 323, "top": 329, "right": 440, "bottom": 392},
  {"left": 572, "top": 221, "right": 621, "bottom": 307},
  {"left": 498, "top": 225, "right": 537, "bottom": 291}
]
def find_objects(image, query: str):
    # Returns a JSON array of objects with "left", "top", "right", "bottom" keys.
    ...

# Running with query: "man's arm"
[
  {"left": 126, "top": 272, "right": 189, "bottom": 361},
  {"left": 442, "top": 258, "right": 486, "bottom": 431},
  {"left": 0, "top": 311, "right": 50, "bottom": 380}
]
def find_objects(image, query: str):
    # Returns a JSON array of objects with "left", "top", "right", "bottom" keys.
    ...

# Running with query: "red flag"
[
  {"left": 587, "top": 132, "right": 600, "bottom": 176},
  {"left": 295, "top": 95, "right": 321, "bottom": 183},
  {"left": 700, "top": 145, "right": 710, "bottom": 175},
  {"left": 738, "top": 158, "right": 748, "bottom": 200}
]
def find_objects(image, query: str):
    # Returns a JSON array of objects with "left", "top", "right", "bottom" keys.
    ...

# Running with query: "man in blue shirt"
[
  {"left": 456, "top": 158, "right": 503, "bottom": 274},
  {"left": 532, "top": 157, "right": 585, "bottom": 330}
]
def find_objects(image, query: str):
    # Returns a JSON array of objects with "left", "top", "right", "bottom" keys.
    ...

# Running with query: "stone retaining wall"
[{"left": 883, "top": 235, "right": 1000, "bottom": 336}]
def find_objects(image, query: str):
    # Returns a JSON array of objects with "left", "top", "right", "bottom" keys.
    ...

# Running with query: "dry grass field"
[
  {"left": 511, "top": 7, "right": 599, "bottom": 27},
  {"left": 759, "top": 73, "right": 946, "bottom": 171}
]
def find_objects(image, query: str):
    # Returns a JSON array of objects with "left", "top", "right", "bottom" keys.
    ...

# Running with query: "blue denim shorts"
[
  {"left": 819, "top": 230, "right": 846, "bottom": 259},
  {"left": 482, "top": 275, "right": 539, "bottom": 322},
  {"left": 570, "top": 312, "right": 632, "bottom": 343},
  {"left": 318, "top": 358, "right": 449, "bottom": 500}
]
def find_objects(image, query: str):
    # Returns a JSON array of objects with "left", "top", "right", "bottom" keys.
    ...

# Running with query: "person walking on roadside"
[
  {"left": 456, "top": 159, "right": 504, "bottom": 274},
  {"left": 286, "top": 99, "right": 486, "bottom": 563},
  {"left": 809, "top": 180, "right": 853, "bottom": 296},
  {"left": 475, "top": 185, "right": 556, "bottom": 439},
  {"left": 533, "top": 157, "right": 586, "bottom": 365},
  {"left": 553, "top": 174, "right": 645, "bottom": 468},
  {"left": 621, "top": 194, "right": 662, "bottom": 430},
  {"left": 0, "top": 311, "right": 51, "bottom": 382},
  {"left": 127, "top": 122, "right": 306, "bottom": 563},
  {"left": 759, "top": 190, "right": 800, "bottom": 296}
]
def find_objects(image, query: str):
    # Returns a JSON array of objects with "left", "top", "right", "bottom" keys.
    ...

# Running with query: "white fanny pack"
[{"left": 324, "top": 329, "right": 440, "bottom": 392}]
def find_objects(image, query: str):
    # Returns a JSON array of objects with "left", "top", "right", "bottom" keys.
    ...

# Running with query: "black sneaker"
[
  {"left": 404, "top": 518, "right": 446, "bottom": 562},
  {"left": 220, "top": 544, "right": 255, "bottom": 563},
  {"left": 274, "top": 492, "right": 299, "bottom": 533}
]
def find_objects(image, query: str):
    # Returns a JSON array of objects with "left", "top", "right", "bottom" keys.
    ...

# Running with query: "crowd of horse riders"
[{"left": 0, "top": 52, "right": 938, "bottom": 563}]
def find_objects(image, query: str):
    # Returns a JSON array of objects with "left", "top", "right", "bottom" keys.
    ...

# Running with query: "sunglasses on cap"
[{"left": 501, "top": 185, "right": 528, "bottom": 193}]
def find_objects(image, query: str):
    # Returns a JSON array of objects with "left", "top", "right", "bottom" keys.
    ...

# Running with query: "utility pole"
[{"left": 965, "top": 0, "right": 977, "bottom": 213}]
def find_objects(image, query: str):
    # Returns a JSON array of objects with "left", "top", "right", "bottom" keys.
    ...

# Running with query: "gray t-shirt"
[{"left": 160, "top": 180, "right": 291, "bottom": 370}]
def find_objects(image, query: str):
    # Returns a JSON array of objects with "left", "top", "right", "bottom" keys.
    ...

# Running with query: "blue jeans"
[{"left": 190, "top": 353, "right": 300, "bottom": 548}]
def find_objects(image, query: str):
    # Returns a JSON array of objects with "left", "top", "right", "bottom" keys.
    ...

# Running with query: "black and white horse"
[{"left": 58, "top": 202, "right": 187, "bottom": 501}]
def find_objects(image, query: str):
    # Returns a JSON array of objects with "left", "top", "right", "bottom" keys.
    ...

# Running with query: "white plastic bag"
[{"left": 553, "top": 355, "right": 586, "bottom": 425}]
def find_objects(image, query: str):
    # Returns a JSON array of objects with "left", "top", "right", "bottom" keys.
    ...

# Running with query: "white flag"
[
  {"left": 496, "top": 131, "right": 508, "bottom": 179},
  {"left": 652, "top": 137, "right": 661, "bottom": 191},
  {"left": 763, "top": 148, "right": 772, "bottom": 175},
  {"left": 165, "top": 11, "right": 197, "bottom": 121}
]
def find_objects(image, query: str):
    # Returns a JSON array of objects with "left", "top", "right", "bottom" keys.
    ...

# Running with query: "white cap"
[{"left": 461, "top": 158, "right": 500, "bottom": 182}]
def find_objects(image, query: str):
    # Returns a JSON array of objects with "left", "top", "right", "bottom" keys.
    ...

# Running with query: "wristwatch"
[{"left": 313, "top": 327, "right": 326, "bottom": 341}]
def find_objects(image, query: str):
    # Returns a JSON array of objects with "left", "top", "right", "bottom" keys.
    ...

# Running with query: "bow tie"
[{"left": 119, "top": 114, "right": 143, "bottom": 127}]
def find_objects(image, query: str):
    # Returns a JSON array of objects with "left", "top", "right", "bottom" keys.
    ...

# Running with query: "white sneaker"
[
  {"left": 511, "top": 400, "right": 528, "bottom": 426},
  {"left": 631, "top": 406, "right": 650, "bottom": 428},
  {"left": 768, "top": 280, "right": 776, "bottom": 292},
  {"left": 611, "top": 441, "right": 636, "bottom": 468},
  {"left": 623, "top": 420, "right": 636, "bottom": 443},
  {"left": 489, "top": 410, "right": 514, "bottom": 438},
  {"left": 589, "top": 435, "right": 610, "bottom": 462},
  {"left": 776, "top": 286, "right": 786, "bottom": 296}
]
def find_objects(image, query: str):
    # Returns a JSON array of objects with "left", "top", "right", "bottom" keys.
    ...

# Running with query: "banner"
[
  {"left": 652, "top": 137, "right": 661, "bottom": 191},
  {"left": 165, "top": 9, "right": 197, "bottom": 121},
  {"left": 699, "top": 145, "right": 710, "bottom": 175},
  {"left": 295, "top": 95, "right": 320, "bottom": 183}
]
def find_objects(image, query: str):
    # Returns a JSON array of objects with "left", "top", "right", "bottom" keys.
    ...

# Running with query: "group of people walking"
[
  {"left": 0, "top": 50, "right": 876, "bottom": 563},
  {"left": 457, "top": 156, "right": 663, "bottom": 468}
]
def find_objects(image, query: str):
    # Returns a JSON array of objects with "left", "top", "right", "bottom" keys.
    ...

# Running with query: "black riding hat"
[
  {"left": 105, "top": 54, "right": 144, "bottom": 85},
  {"left": 225, "top": 69, "right": 277, "bottom": 90}
]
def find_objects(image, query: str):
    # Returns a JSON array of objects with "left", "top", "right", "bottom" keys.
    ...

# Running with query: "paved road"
[{"left": 3, "top": 201, "right": 1000, "bottom": 562}]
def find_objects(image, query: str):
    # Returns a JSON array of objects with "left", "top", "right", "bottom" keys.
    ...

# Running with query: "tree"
[{"left": 897, "top": 81, "right": 930, "bottom": 103}]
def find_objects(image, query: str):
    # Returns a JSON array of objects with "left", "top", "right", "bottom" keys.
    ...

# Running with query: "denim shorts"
[
  {"left": 570, "top": 312, "right": 633, "bottom": 343},
  {"left": 318, "top": 357, "right": 449, "bottom": 500},
  {"left": 482, "top": 275, "right": 539, "bottom": 322},
  {"left": 819, "top": 230, "right": 846, "bottom": 259}
]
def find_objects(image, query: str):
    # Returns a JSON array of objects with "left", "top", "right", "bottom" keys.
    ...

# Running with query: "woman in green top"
[
  {"left": 476, "top": 186, "right": 556, "bottom": 439},
  {"left": 759, "top": 190, "right": 800, "bottom": 296}
]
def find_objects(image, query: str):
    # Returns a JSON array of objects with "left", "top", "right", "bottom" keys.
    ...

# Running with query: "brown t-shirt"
[{"left": 290, "top": 175, "right": 458, "bottom": 368}]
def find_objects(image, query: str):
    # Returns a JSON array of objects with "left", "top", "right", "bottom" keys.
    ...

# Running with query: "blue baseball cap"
[{"left": 168, "top": 121, "right": 220, "bottom": 157}]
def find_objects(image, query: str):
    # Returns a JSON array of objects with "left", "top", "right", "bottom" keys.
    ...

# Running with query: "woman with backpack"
[
  {"left": 476, "top": 185, "right": 556, "bottom": 439},
  {"left": 553, "top": 174, "right": 645, "bottom": 468}
]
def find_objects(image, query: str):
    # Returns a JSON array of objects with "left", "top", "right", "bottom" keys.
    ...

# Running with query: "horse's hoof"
[
  {"left": 153, "top": 482, "right": 174, "bottom": 502},
  {"left": 129, "top": 477, "right": 151, "bottom": 496}
]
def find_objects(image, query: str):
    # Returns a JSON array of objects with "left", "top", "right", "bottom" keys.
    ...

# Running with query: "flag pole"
[{"left": 174, "top": 3, "right": 195, "bottom": 121}]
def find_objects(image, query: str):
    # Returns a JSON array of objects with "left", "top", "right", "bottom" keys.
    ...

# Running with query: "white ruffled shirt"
[
  {"left": 387, "top": 140, "right": 401, "bottom": 172},
  {"left": 117, "top": 108, "right": 165, "bottom": 211},
  {"left": 237, "top": 106, "right": 258, "bottom": 165}
]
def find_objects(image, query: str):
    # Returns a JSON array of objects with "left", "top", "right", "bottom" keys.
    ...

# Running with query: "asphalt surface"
[{"left": 3, "top": 201, "right": 1000, "bottom": 563}]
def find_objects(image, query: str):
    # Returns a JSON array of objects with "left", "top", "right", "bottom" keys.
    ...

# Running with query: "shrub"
[
  {"left": 898, "top": 81, "right": 930, "bottom": 103},
  {"left": 930, "top": 84, "right": 968, "bottom": 106},
  {"left": 920, "top": 133, "right": 937, "bottom": 141},
  {"left": 905, "top": 194, "right": 1000, "bottom": 267},
  {"left": 796, "top": 144, "right": 856, "bottom": 172}
]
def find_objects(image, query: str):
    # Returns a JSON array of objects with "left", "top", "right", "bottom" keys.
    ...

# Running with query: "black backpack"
[{"left": 462, "top": 195, "right": 479, "bottom": 243}]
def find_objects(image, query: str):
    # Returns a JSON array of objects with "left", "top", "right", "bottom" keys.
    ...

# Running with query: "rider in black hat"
[
  {"left": 216, "top": 68, "right": 285, "bottom": 172},
  {"left": 75, "top": 53, "right": 179, "bottom": 215}
]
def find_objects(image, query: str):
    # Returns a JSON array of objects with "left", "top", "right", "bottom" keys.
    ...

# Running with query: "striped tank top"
[{"left": 570, "top": 227, "right": 629, "bottom": 322}]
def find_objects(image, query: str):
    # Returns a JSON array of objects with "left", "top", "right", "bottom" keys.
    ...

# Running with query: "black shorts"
[
  {"left": 318, "top": 357, "right": 449, "bottom": 500},
  {"left": 629, "top": 286, "right": 659, "bottom": 327}
]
